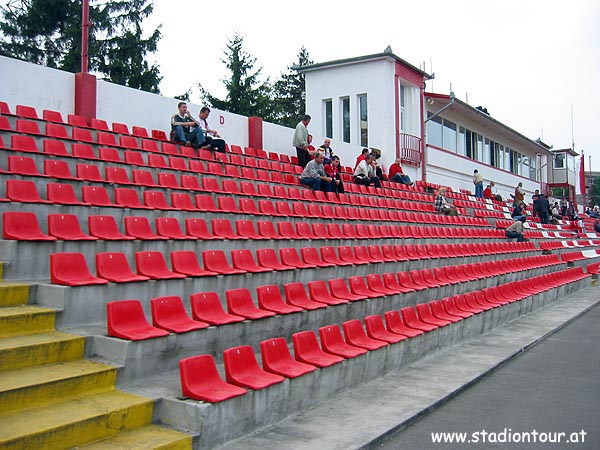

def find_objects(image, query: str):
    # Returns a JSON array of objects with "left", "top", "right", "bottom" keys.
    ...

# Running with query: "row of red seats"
[
  {"left": 2, "top": 179, "right": 487, "bottom": 230},
  {"left": 129, "top": 266, "right": 590, "bottom": 402},
  {"left": 48, "top": 245, "right": 544, "bottom": 287},
  {"left": 4, "top": 211, "right": 505, "bottom": 246}
]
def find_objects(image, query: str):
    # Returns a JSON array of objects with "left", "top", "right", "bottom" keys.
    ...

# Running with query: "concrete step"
[
  {"left": 0, "top": 359, "right": 116, "bottom": 415},
  {"left": 0, "top": 305, "right": 56, "bottom": 337},
  {"left": 0, "top": 390, "right": 154, "bottom": 450},
  {"left": 76, "top": 424, "right": 193, "bottom": 450},
  {"left": 0, "top": 282, "right": 29, "bottom": 307},
  {"left": 0, "top": 331, "right": 84, "bottom": 372}
]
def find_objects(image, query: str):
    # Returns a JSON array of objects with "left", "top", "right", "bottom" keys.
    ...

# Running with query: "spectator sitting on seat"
[
  {"left": 511, "top": 202, "right": 527, "bottom": 221},
  {"left": 300, "top": 152, "right": 332, "bottom": 192},
  {"left": 318, "top": 138, "right": 334, "bottom": 164},
  {"left": 170, "top": 102, "right": 204, "bottom": 149},
  {"left": 434, "top": 187, "right": 458, "bottom": 216},
  {"left": 569, "top": 216, "right": 584, "bottom": 237},
  {"left": 505, "top": 216, "right": 528, "bottom": 242},
  {"left": 551, "top": 202, "right": 561, "bottom": 219},
  {"left": 594, "top": 218, "right": 600, "bottom": 234},
  {"left": 354, "top": 148, "right": 369, "bottom": 170},
  {"left": 307, "top": 134, "right": 316, "bottom": 154},
  {"left": 353, "top": 153, "right": 381, "bottom": 188},
  {"left": 196, "top": 107, "right": 226, "bottom": 153},
  {"left": 389, "top": 158, "right": 412, "bottom": 185},
  {"left": 373, "top": 159, "right": 387, "bottom": 182},
  {"left": 324, "top": 155, "right": 344, "bottom": 194}
]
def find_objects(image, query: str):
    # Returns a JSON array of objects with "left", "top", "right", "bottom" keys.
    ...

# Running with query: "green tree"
[
  {"left": 0, "top": 0, "right": 162, "bottom": 93},
  {"left": 270, "top": 46, "right": 313, "bottom": 128},
  {"left": 590, "top": 176, "right": 600, "bottom": 207},
  {"left": 199, "top": 33, "right": 272, "bottom": 119}
]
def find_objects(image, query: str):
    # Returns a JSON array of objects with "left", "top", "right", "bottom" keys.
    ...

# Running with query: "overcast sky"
[{"left": 150, "top": 1, "right": 597, "bottom": 167}]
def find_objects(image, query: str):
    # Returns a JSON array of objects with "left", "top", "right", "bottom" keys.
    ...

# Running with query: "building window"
[
  {"left": 426, "top": 113, "right": 442, "bottom": 148},
  {"left": 554, "top": 153, "right": 565, "bottom": 169},
  {"left": 477, "top": 135, "right": 484, "bottom": 162},
  {"left": 341, "top": 97, "right": 350, "bottom": 143},
  {"left": 458, "top": 127, "right": 466, "bottom": 156},
  {"left": 358, "top": 94, "right": 368, "bottom": 147},
  {"left": 442, "top": 119, "right": 457, "bottom": 152},
  {"left": 324, "top": 99, "right": 332, "bottom": 139},
  {"left": 400, "top": 84, "right": 406, "bottom": 131}
]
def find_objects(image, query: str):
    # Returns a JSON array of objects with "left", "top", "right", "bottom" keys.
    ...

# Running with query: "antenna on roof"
[
  {"left": 571, "top": 104, "right": 575, "bottom": 150},
  {"left": 465, "top": 92, "right": 469, "bottom": 104},
  {"left": 430, "top": 57, "right": 433, "bottom": 92}
]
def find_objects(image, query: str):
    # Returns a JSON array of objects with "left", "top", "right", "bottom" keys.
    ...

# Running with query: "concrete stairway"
[{"left": 0, "top": 279, "right": 192, "bottom": 450}]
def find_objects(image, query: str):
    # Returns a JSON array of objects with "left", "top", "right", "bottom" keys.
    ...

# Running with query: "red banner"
[{"left": 579, "top": 153, "right": 586, "bottom": 196}]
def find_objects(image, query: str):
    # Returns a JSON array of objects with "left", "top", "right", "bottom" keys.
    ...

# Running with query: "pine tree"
[
  {"left": 0, "top": 0, "right": 162, "bottom": 93},
  {"left": 270, "top": 47, "right": 313, "bottom": 128},
  {"left": 199, "top": 33, "right": 272, "bottom": 119}
]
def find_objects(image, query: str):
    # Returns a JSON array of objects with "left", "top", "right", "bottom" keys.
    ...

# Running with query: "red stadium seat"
[
  {"left": 48, "top": 213, "right": 97, "bottom": 241},
  {"left": 284, "top": 283, "right": 327, "bottom": 310},
  {"left": 224, "top": 345, "right": 285, "bottom": 390},
  {"left": 320, "top": 246, "right": 352, "bottom": 267},
  {"left": 151, "top": 296, "right": 209, "bottom": 333},
  {"left": 400, "top": 307, "right": 438, "bottom": 332},
  {"left": 88, "top": 216, "right": 132, "bottom": 241},
  {"left": 3, "top": 211, "right": 56, "bottom": 241},
  {"left": 132, "top": 169, "right": 158, "bottom": 187},
  {"left": 364, "top": 315, "right": 407, "bottom": 343},
  {"left": 67, "top": 114, "right": 88, "bottom": 128},
  {"left": 226, "top": 288, "right": 276, "bottom": 320},
  {"left": 231, "top": 249, "right": 273, "bottom": 273},
  {"left": 256, "top": 248, "right": 294, "bottom": 271},
  {"left": 256, "top": 285, "right": 303, "bottom": 314},
  {"left": 43, "top": 139, "right": 69, "bottom": 156},
  {"left": 342, "top": 320, "right": 388, "bottom": 350},
  {"left": 11, "top": 135, "right": 39, "bottom": 153},
  {"left": 124, "top": 150, "right": 146, "bottom": 166},
  {"left": 135, "top": 251, "right": 186, "bottom": 280},
  {"left": 292, "top": 331, "right": 345, "bottom": 368},
  {"left": 171, "top": 193, "right": 199, "bottom": 211},
  {"left": 301, "top": 247, "right": 334, "bottom": 267},
  {"left": 45, "top": 123, "right": 69, "bottom": 139},
  {"left": 144, "top": 190, "right": 176, "bottom": 210},
  {"left": 120, "top": 135, "right": 139, "bottom": 150},
  {"left": 82, "top": 186, "right": 118, "bottom": 208},
  {"left": 383, "top": 310, "right": 424, "bottom": 338},
  {"left": 307, "top": 280, "right": 348, "bottom": 305},
  {"left": 8, "top": 155, "right": 44, "bottom": 177},
  {"left": 328, "top": 278, "right": 366, "bottom": 301},
  {"left": 319, "top": 325, "right": 368, "bottom": 358},
  {"left": 156, "top": 217, "right": 195, "bottom": 240},
  {"left": 202, "top": 250, "right": 246, "bottom": 275},
  {"left": 47, "top": 183, "right": 89, "bottom": 205},
  {"left": 105, "top": 166, "right": 133, "bottom": 185},
  {"left": 415, "top": 303, "right": 452, "bottom": 327},
  {"left": 124, "top": 216, "right": 165, "bottom": 240},
  {"left": 16, "top": 104, "right": 39, "bottom": 119},
  {"left": 115, "top": 188, "right": 151, "bottom": 209},
  {"left": 195, "top": 195, "right": 219, "bottom": 212},
  {"left": 6, "top": 179, "right": 50, "bottom": 203},
  {"left": 190, "top": 292, "right": 245, "bottom": 325},
  {"left": 185, "top": 218, "right": 223, "bottom": 240},
  {"left": 90, "top": 118, "right": 110, "bottom": 131},
  {"left": 348, "top": 276, "right": 384, "bottom": 298},
  {"left": 72, "top": 143, "right": 98, "bottom": 160},
  {"left": 171, "top": 251, "right": 217, "bottom": 277},
  {"left": 72, "top": 128, "right": 95, "bottom": 144},
  {"left": 212, "top": 219, "right": 247, "bottom": 240},
  {"left": 76, "top": 163, "right": 105, "bottom": 182},
  {"left": 107, "top": 300, "right": 169, "bottom": 340},
  {"left": 179, "top": 355, "right": 247, "bottom": 402},
  {"left": 280, "top": 247, "right": 315, "bottom": 269},
  {"left": 235, "top": 220, "right": 262, "bottom": 239},
  {"left": 96, "top": 252, "right": 150, "bottom": 283},
  {"left": 132, "top": 126, "right": 149, "bottom": 138},
  {"left": 44, "top": 160, "right": 79, "bottom": 180},
  {"left": 260, "top": 338, "right": 317, "bottom": 378},
  {"left": 50, "top": 252, "right": 108, "bottom": 286}
]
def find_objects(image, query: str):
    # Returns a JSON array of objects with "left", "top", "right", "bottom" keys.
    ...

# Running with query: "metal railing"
[{"left": 399, "top": 132, "right": 422, "bottom": 166}]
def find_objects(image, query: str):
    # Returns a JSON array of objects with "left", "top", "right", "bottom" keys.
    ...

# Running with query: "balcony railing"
[{"left": 399, "top": 132, "right": 422, "bottom": 167}]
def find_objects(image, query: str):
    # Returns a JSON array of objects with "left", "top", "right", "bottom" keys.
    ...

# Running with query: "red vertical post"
[
  {"left": 248, "top": 116, "right": 263, "bottom": 150},
  {"left": 81, "top": 0, "right": 89, "bottom": 73}
]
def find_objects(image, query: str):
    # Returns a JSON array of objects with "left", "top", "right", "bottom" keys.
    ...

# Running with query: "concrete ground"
[
  {"left": 377, "top": 296, "right": 600, "bottom": 450},
  {"left": 214, "top": 287, "right": 600, "bottom": 450}
]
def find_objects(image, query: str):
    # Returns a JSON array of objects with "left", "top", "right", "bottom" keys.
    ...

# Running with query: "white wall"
[
  {"left": 305, "top": 58, "right": 397, "bottom": 169},
  {"left": 0, "top": 56, "right": 74, "bottom": 115},
  {"left": 426, "top": 146, "right": 541, "bottom": 201}
]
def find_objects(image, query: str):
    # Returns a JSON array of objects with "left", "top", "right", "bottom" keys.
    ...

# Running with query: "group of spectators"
[{"left": 294, "top": 115, "right": 413, "bottom": 193}]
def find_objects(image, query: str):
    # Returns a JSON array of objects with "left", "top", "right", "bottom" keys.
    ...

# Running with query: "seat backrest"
[{"left": 3, "top": 211, "right": 54, "bottom": 240}]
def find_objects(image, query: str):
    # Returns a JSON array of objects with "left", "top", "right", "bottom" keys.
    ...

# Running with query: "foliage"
[
  {"left": 0, "top": 0, "right": 162, "bottom": 92},
  {"left": 199, "top": 33, "right": 273, "bottom": 119},
  {"left": 270, "top": 46, "right": 313, "bottom": 128}
]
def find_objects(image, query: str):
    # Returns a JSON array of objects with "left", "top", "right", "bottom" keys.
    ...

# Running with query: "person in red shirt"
[
  {"left": 324, "top": 155, "right": 344, "bottom": 194},
  {"left": 354, "top": 148, "right": 369, "bottom": 170},
  {"left": 388, "top": 158, "right": 412, "bottom": 185}
]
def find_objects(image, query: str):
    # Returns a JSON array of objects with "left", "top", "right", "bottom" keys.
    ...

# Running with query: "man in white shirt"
[
  {"left": 353, "top": 153, "right": 381, "bottom": 188},
  {"left": 197, "top": 107, "right": 226, "bottom": 153},
  {"left": 293, "top": 114, "right": 311, "bottom": 168}
]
